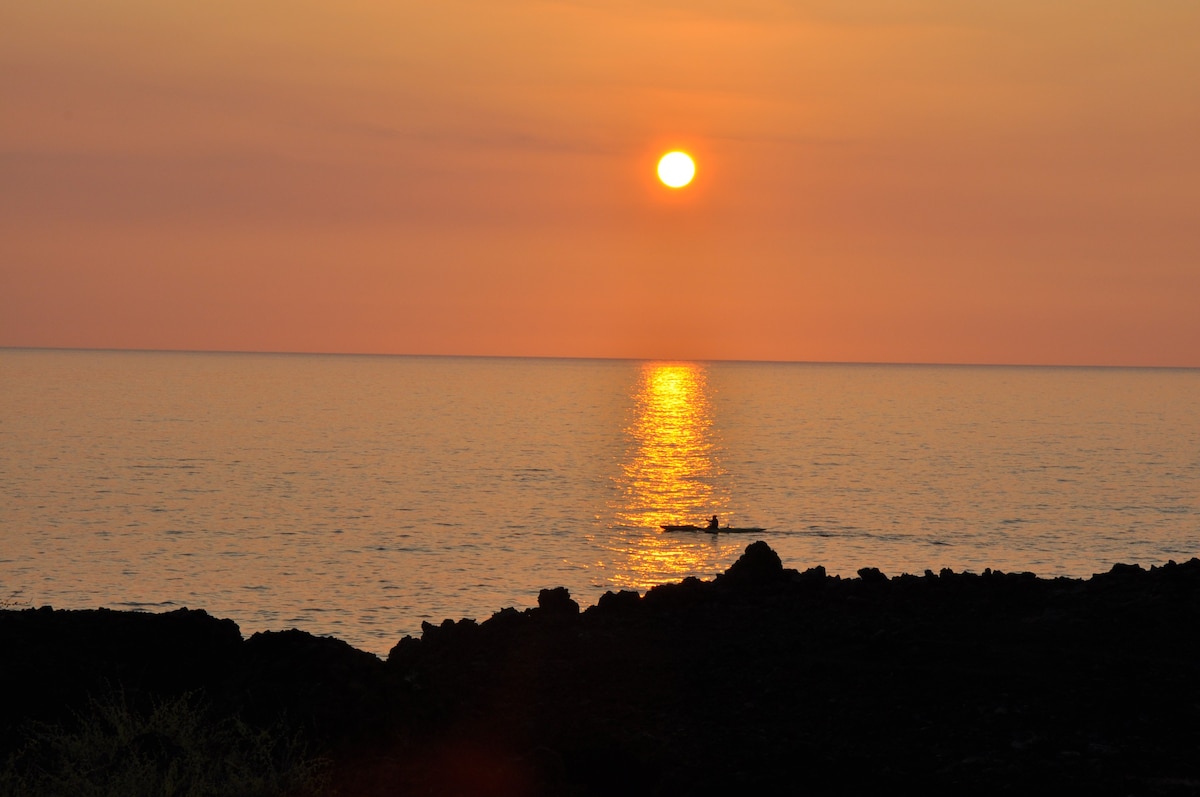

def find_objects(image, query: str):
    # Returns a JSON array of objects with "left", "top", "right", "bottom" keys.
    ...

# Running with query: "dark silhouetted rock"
[
  {"left": 857, "top": 566, "right": 888, "bottom": 584},
  {"left": 794, "top": 564, "right": 827, "bottom": 584},
  {"left": 719, "top": 540, "right": 785, "bottom": 587},
  {"left": 593, "top": 589, "right": 641, "bottom": 615},
  {"left": 6, "top": 547, "right": 1200, "bottom": 797},
  {"left": 536, "top": 587, "right": 579, "bottom": 618},
  {"left": 236, "top": 628, "right": 396, "bottom": 745}
]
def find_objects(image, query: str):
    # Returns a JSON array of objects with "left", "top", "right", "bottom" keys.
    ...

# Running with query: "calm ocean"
[{"left": 2, "top": 349, "right": 1197, "bottom": 655}]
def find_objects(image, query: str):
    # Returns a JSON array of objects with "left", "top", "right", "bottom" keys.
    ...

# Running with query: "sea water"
[{"left": 2, "top": 349, "right": 1197, "bottom": 655}]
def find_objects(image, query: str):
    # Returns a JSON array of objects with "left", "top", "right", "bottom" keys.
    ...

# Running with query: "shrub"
[{"left": 1, "top": 688, "right": 328, "bottom": 797}]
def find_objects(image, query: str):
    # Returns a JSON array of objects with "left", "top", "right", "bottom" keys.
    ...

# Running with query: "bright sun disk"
[{"left": 657, "top": 151, "right": 695, "bottom": 188}]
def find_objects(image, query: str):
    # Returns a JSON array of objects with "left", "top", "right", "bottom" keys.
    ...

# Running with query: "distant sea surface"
[{"left": 2, "top": 349, "right": 1197, "bottom": 655}]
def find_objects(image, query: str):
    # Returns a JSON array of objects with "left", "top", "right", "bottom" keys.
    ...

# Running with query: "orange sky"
[{"left": 2, "top": 1, "right": 1198, "bottom": 365}]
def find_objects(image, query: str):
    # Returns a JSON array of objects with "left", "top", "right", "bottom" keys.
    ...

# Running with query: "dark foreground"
[{"left": 3, "top": 543, "right": 1200, "bottom": 796}]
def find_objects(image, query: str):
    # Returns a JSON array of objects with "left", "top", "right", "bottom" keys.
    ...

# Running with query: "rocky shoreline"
[{"left": 3, "top": 542, "right": 1200, "bottom": 795}]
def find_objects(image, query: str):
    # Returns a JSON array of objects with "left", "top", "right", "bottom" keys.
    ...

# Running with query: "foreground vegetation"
[{"left": 2, "top": 690, "right": 326, "bottom": 797}]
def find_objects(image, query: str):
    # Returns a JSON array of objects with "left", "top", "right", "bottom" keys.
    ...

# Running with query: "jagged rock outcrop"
[{"left": 4, "top": 544, "right": 1200, "bottom": 796}]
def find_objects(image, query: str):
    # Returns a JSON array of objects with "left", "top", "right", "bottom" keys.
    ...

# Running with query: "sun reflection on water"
[
  {"left": 616, "top": 363, "right": 729, "bottom": 528},
  {"left": 602, "top": 362, "right": 739, "bottom": 589}
]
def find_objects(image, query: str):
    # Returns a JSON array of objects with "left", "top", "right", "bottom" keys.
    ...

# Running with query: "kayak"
[{"left": 660, "top": 524, "right": 767, "bottom": 534}]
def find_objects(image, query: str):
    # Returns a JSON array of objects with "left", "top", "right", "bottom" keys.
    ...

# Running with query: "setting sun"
[{"left": 657, "top": 151, "right": 696, "bottom": 188}]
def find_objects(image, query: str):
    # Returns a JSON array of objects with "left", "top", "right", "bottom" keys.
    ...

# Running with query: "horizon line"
[{"left": 3, "top": 344, "right": 1197, "bottom": 372}]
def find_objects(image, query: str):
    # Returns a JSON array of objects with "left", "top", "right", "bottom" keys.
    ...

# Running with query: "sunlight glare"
[
  {"left": 657, "top": 151, "right": 696, "bottom": 188},
  {"left": 615, "top": 363, "right": 727, "bottom": 531},
  {"left": 606, "top": 362, "right": 733, "bottom": 588}
]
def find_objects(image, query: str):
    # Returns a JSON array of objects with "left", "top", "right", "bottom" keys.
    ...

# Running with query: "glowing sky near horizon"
[{"left": 2, "top": 1, "right": 1198, "bottom": 365}]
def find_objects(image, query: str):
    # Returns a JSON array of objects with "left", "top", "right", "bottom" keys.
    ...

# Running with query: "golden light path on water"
[{"left": 601, "top": 362, "right": 742, "bottom": 590}]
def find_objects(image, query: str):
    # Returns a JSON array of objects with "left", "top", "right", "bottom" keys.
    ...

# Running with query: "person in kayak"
[{"left": 708, "top": 515, "right": 720, "bottom": 530}]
